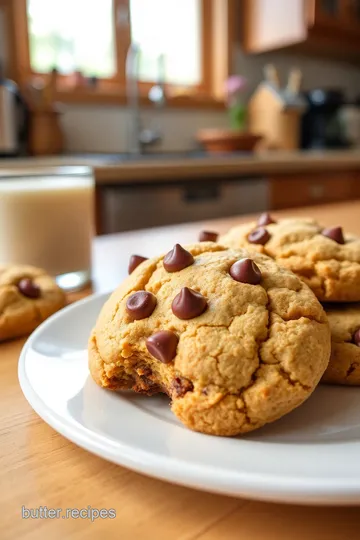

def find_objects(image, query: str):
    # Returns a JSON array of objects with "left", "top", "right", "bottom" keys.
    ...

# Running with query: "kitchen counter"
[
  {"left": 2, "top": 200, "right": 360, "bottom": 540},
  {"left": 94, "top": 149, "right": 360, "bottom": 184},
  {"left": 1, "top": 149, "right": 360, "bottom": 184}
]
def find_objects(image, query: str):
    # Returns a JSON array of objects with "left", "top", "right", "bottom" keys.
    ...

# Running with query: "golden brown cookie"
[
  {"left": 322, "top": 303, "right": 360, "bottom": 385},
  {"left": 0, "top": 265, "right": 65, "bottom": 341},
  {"left": 220, "top": 213, "right": 360, "bottom": 302},
  {"left": 89, "top": 242, "right": 330, "bottom": 436}
]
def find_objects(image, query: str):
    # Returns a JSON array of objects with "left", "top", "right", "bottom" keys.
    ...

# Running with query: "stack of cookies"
[
  {"left": 89, "top": 212, "right": 360, "bottom": 437},
  {"left": 220, "top": 213, "right": 360, "bottom": 387}
]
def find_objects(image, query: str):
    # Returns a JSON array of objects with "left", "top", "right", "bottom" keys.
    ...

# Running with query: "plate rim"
[{"left": 18, "top": 292, "right": 360, "bottom": 505}]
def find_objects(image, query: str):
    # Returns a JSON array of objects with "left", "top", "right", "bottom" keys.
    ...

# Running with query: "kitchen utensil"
[{"left": 264, "top": 63, "right": 280, "bottom": 88}]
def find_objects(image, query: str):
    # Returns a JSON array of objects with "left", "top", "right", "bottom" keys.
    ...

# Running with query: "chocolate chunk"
[
  {"left": 17, "top": 278, "right": 41, "bottom": 299},
  {"left": 172, "top": 287, "right": 207, "bottom": 320},
  {"left": 353, "top": 329, "right": 360, "bottom": 347},
  {"left": 163, "top": 244, "right": 194, "bottom": 272},
  {"left": 229, "top": 258, "right": 262, "bottom": 285},
  {"left": 146, "top": 330, "right": 179, "bottom": 363},
  {"left": 199, "top": 230, "right": 218, "bottom": 242},
  {"left": 322, "top": 226, "right": 345, "bottom": 244},
  {"left": 257, "top": 212, "right": 276, "bottom": 226},
  {"left": 126, "top": 291, "right": 157, "bottom": 320},
  {"left": 171, "top": 376, "right": 194, "bottom": 398},
  {"left": 128, "top": 254, "right": 148, "bottom": 274},
  {"left": 248, "top": 227, "right": 271, "bottom": 245}
]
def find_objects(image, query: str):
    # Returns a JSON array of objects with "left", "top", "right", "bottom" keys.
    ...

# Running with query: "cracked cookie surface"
[
  {"left": 0, "top": 265, "right": 65, "bottom": 341},
  {"left": 220, "top": 217, "right": 360, "bottom": 302},
  {"left": 89, "top": 242, "right": 330, "bottom": 436},
  {"left": 322, "top": 303, "right": 360, "bottom": 385}
]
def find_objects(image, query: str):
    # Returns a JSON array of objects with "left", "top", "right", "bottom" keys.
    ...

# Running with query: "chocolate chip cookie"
[
  {"left": 322, "top": 304, "right": 360, "bottom": 385},
  {"left": 89, "top": 242, "right": 330, "bottom": 436},
  {"left": 0, "top": 265, "right": 65, "bottom": 341},
  {"left": 220, "top": 213, "right": 360, "bottom": 302}
]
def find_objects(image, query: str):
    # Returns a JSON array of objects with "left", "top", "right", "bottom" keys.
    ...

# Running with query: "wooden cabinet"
[
  {"left": 269, "top": 172, "right": 360, "bottom": 209},
  {"left": 243, "top": 0, "right": 360, "bottom": 61}
]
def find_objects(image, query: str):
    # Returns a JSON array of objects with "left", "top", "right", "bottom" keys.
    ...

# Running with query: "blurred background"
[{"left": 0, "top": 0, "right": 360, "bottom": 235}]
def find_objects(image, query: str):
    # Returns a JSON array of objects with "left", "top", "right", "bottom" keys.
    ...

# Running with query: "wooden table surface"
[{"left": 2, "top": 201, "right": 360, "bottom": 540}]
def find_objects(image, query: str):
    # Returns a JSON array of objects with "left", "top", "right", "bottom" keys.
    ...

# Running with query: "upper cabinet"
[{"left": 243, "top": 0, "right": 360, "bottom": 61}]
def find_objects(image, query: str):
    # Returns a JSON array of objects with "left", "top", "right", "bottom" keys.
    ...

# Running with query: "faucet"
[{"left": 126, "top": 43, "right": 166, "bottom": 155}]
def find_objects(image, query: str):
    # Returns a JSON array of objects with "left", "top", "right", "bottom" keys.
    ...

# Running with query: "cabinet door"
[
  {"left": 315, "top": 0, "right": 347, "bottom": 26},
  {"left": 269, "top": 173, "right": 355, "bottom": 210},
  {"left": 343, "top": 0, "right": 360, "bottom": 33},
  {"left": 311, "top": 0, "right": 360, "bottom": 34}
]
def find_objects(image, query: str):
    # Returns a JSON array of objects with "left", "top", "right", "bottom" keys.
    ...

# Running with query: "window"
[
  {"left": 9, "top": 0, "right": 233, "bottom": 106},
  {"left": 130, "top": 0, "right": 202, "bottom": 86},
  {"left": 27, "top": 0, "right": 116, "bottom": 78}
]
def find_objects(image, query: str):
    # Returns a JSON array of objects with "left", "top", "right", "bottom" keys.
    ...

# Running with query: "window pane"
[
  {"left": 27, "top": 0, "right": 116, "bottom": 77},
  {"left": 130, "top": 0, "right": 202, "bottom": 86}
]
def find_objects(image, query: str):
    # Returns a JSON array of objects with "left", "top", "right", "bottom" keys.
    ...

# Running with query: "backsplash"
[{"left": 60, "top": 106, "right": 229, "bottom": 153}]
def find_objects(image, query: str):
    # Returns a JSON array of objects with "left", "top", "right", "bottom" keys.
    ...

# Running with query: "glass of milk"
[{"left": 0, "top": 166, "right": 94, "bottom": 291}]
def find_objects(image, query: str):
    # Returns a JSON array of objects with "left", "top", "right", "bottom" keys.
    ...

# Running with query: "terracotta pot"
[{"left": 197, "top": 129, "right": 262, "bottom": 153}]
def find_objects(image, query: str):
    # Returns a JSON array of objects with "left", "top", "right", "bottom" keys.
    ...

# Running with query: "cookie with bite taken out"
[{"left": 89, "top": 242, "right": 330, "bottom": 436}]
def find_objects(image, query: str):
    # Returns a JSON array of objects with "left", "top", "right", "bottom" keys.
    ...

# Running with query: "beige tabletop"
[{"left": 2, "top": 201, "right": 360, "bottom": 540}]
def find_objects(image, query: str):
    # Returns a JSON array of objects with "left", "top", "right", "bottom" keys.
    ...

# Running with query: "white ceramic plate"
[{"left": 19, "top": 293, "right": 360, "bottom": 505}]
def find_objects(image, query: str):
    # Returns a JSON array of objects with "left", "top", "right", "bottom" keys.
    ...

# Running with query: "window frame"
[{"left": 8, "top": 0, "right": 234, "bottom": 108}]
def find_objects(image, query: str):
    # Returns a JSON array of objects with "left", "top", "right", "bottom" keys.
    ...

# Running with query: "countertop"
[
  {"left": 2, "top": 200, "right": 360, "bottom": 540},
  {"left": 1, "top": 149, "right": 360, "bottom": 184}
]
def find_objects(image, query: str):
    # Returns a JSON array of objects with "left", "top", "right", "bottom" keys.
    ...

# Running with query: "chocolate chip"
[
  {"left": 172, "top": 287, "right": 207, "bottom": 320},
  {"left": 163, "top": 244, "right": 194, "bottom": 272},
  {"left": 248, "top": 227, "right": 271, "bottom": 245},
  {"left": 322, "top": 226, "right": 345, "bottom": 244},
  {"left": 171, "top": 376, "right": 194, "bottom": 398},
  {"left": 229, "top": 258, "right": 262, "bottom": 285},
  {"left": 199, "top": 230, "right": 218, "bottom": 242},
  {"left": 128, "top": 254, "right": 148, "bottom": 274},
  {"left": 257, "top": 212, "right": 276, "bottom": 226},
  {"left": 17, "top": 278, "right": 41, "bottom": 299},
  {"left": 353, "top": 329, "right": 360, "bottom": 347},
  {"left": 146, "top": 330, "right": 179, "bottom": 363},
  {"left": 126, "top": 291, "right": 157, "bottom": 320}
]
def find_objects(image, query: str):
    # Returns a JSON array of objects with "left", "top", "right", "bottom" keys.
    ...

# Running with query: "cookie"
[
  {"left": 220, "top": 213, "right": 360, "bottom": 302},
  {"left": 0, "top": 265, "right": 66, "bottom": 341},
  {"left": 322, "top": 304, "right": 360, "bottom": 385},
  {"left": 89, "top": 242, "right": 330, "bottom": 436}
]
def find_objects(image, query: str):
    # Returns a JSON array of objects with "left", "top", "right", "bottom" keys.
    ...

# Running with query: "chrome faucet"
[{"left": 126, "top": 43, "right": 166, "bottom": 155}]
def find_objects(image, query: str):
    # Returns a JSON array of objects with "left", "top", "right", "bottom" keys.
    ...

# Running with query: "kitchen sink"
[{"left": 71, "top": 150, "right": 252, "bottom": 163}]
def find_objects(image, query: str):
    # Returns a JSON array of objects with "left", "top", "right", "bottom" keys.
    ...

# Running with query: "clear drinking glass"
[{"left": 0, "top": 166, "right": 94, "bottom": 291}]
